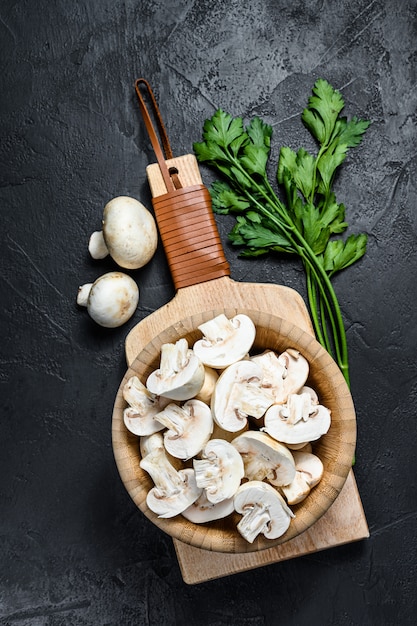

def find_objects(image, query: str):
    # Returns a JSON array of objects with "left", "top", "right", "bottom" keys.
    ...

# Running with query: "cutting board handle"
[
  {"left": 135, "top": 79, "right": 230, "bottom": 290},
  {"left": 151, "top": 184, "right": 230, "bottom": 289}
]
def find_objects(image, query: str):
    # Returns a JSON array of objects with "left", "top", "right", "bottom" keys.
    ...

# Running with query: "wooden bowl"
[{"left": 112, "top": 308, "right": 356, "bottom": 553}]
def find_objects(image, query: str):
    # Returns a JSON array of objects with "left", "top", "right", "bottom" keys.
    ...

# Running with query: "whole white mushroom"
[
  {"left": 89, "top": 196, "right": 158, "bottom": 270},
  {"left": 77, "top": 271, "right": 139, "bottom": 328}
]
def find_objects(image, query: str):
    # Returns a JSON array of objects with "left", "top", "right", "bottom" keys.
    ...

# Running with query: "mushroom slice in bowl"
[
  {"left": 231, "top": 430, "right": 296, "bottom": 487},
  {"left": 281, "top": 450, "right": 324, "bottom": 505},
  {"left": 193, "top": 439, "right": 244, "bottom": 504},
  {"left": 251, "top": 348, "right": 309, "bottom": 403},
  {"left": 234, "top": 481, "right": 294, "bottom": 543},
  {"left": 146, "top": 338, "right": 205, "bottom": 401},
  {"left": 122, "top": 376, "right": 169, "bottom": 436},
  {"left": 140, "top": 444, "right": 202, "bottom": 518},
  {"left": 211, "top": 360, "right": 274, "bottom": 432},
  {"left": 263, "top": 392, "right": 331, "bottom": 444},
  {"left": 155, "top": 399, "right": 213, "bottom": 460},
  {"left": 193, "top": 313, "right": 256, "bottom": 368},
  {"left": 182, "top": 491, "right": 235, "bottom": 524}
]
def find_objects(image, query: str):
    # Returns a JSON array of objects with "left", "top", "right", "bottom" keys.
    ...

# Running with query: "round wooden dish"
[{"left": 112, "top": 308, "right": 356, "bottom": 553}]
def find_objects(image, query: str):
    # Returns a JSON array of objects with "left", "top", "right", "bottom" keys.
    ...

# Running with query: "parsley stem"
[
  {"left": 229, "top": 157, "right": 351, "bottom": 384},
  {"left": 233, "top": 166, "right": 350, "bottom": 382},
  {"left": 305, "top": 266, "right": 327, "bottom": 348}
]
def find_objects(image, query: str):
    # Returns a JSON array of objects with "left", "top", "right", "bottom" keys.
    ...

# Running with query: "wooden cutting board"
[
  {"left": 122, "top": 155, "right": 369, "bottom": 584},
  {"left": 124, "top": 275, "right": 369, "bottom": 584}
]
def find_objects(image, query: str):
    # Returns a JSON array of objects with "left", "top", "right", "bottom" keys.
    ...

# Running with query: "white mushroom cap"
[
  {"left": 182, "top": 490, "right": 235, "bottom": 523},
  {"left": 211, "top": 360, "right": 274, "bottom": 432},
  {"left": 281, "top": 451, "right": 324, "bottom": 505},
  {"left": 193, "top": 313, "right": 256, "bottom": 368},
  {"left": 193, "top": 439, "right": 244, "bottom": 504},
  {"left": 89, "top": 196, "right": 158, "bottom": 270},
  {"left": 122, "top": 376, "right": 170, "bottom": 436},
  {"left": 140, "top": 446, "right": 202, "bottom": 518},
  {"left": 155, "top": 399, "right": 213, "bottom": 460},
  {"left": 263, "top": 392, "right": 331, "bottom": 444},
  {"left": 292, "top": 450, "right": 324, "bottom": 488},
  {"left": 280, "top": 472, "right": 312, "bottom": 505},
  {"left": 299, "top": 385, "right": 319, "bottom": 404},
  {"left": 234, "top": 481, "right": 294, "bottom": 543},
  {"left": 194, "top": 366, "right": 219, "bottom": 405},
  {"left": 146, "top": 338, "right": 205, "bottom": 401},
  {"left": 231, "top": 430, "right": 296, "bottom": 486},
  {"left": 77, "top": 271, "right": 139, "bottom": 327}
]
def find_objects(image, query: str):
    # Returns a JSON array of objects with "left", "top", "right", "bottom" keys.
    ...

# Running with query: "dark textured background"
[{"left": 1, "top": 0, "right": 416, "bottom": 624}]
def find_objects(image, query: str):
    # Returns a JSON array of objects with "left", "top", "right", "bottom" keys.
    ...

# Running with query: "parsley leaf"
[{"left": 194, "top": 78, "right": 370, "bottom": 387}]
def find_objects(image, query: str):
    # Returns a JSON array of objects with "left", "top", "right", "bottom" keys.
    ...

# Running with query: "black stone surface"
[{"left": 1, "top": 0, "right": 416, "bottom": 624}]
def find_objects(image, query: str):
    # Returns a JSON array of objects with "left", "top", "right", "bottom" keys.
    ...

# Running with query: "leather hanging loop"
[{"left": 135, "top": 78, "right": 181, "bottom": 192}]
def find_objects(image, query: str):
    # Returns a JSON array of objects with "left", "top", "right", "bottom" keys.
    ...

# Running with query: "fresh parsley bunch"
[{"left": 194, "top": 79, "right": 370, "bottom": 387}]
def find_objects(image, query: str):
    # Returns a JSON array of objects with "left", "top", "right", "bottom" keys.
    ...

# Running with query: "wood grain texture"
[
  {"left": 174, "top": 471, "right": 369, "bottom": 584},
  {"left": 125, "top": 277, "right": 315, "bottom": 365},
  {"left": 146, "top": 154, "right": 203, "bottom": 196}
]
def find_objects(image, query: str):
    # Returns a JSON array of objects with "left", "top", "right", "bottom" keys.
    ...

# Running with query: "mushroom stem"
[
  {"left": 140, "top": 449, "right": 185, "bottom": 497},
  {"left": 237, "top": 503, "right": 271, "bottom": 544},
  {"left": 155, "top": 404, "right": 186, "bottom": 437},
  {"left": 160, "top": 339, "right": 189, "bottom": 377},
  {"left": 140, "top": 433, "right": 164, "bottom": 458},
  {"left": 123, "top": 376, "right": 157, "bottom": 413},
  {"left": 88, "top": 230, "right": 109, "bottom": 259},
  {"left": 193, "top": 458, "right": 221, "bottom": 489},
  {"left": 76, "top": 283, "right": 93, "bottom": 307},
  {"left": 198, "top": 313, "right": 239, "bottom": 343},
  {"left": 280, "top": 393, "right": 317, "bottom": 424}
]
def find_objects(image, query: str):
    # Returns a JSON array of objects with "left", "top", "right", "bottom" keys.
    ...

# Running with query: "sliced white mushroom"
[
  {"left": 89, "top": 196, "right": 158, "bottom": 269},
  {"left": 292, "top": 450, "right": 324, "bottom": 488},
  {"left": 122, "top": 376, "right": 170, "bottom": 436},
  {"left": 251, "top": 348, "right": 310, "bottom": 403},
  {"left": 140, "top": 446, "right": 202, "bottom": 518},
  {"left": 211, "top": 360, "right": 274, "bottom": 432},
  {"left": 281, "top": 450, "right": 324, "bottom": 505},
  {"left": 146, "top": 338, "right": 205, "bottom": 401},
  {"left": 193, "top": 313, "right": 256, "bottom": 368},
  {"left": 300, "top": 385, "right": 319, "bottom": 404},
  {"left": 182, "top": 490, "right": 235, "bottom": 523},
  {"left": 193, "top": 439, "right": 244, "bottom": 504},
  {"left": 280, "top": 472, "right": 312, "bottom": 505},
  {"left": 139, "top": 432, "right": 183, "bottom": 472},
  {"left": 231, "top": 430, "right": 296, "bottom": 486},
  {"left": 76, "top": 271, "right": 139, "bottom": 327},
  {"left": 194, "top": 366, "right": 219, "bottom": 405},
  {"left": 155, "top": 399, "right": 213, "bottom": 460},
  {"left": 251, "top": 350, "right": 287, "bottom": 400},
  {"left": 234, "top": 481, "right": 294, "bottom": 543},
  {"left": 263, "top": 392, "right": 331, "bottom": 444}
]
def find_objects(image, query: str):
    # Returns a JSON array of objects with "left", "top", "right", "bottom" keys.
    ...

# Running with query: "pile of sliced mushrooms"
[{"left": 123, "top": 313, "right": 332, "bottom": 544}]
